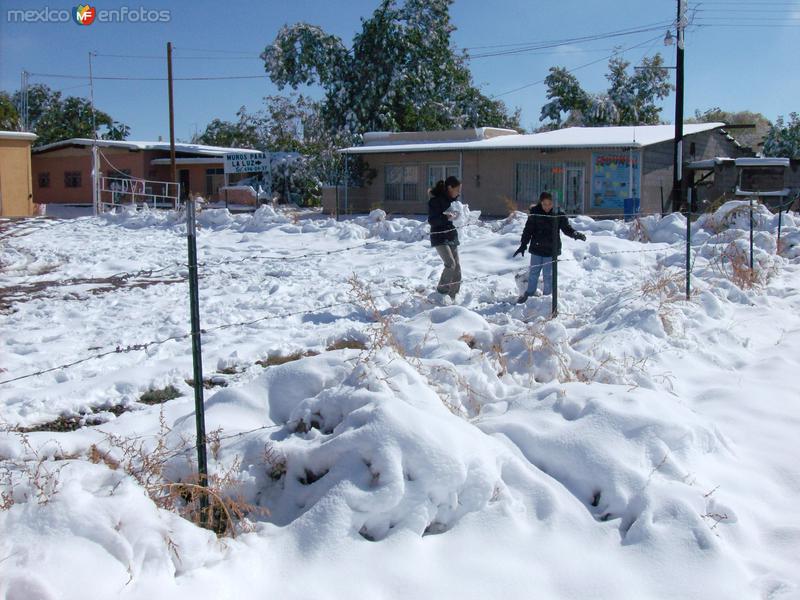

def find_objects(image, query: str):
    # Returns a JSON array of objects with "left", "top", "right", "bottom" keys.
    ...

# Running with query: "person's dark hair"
[
  {"left": 539, "top": 191, "right": 553, "bottom": 202},
  {"left": 431, "top": 175, "right": 461, "bottom": 197}
]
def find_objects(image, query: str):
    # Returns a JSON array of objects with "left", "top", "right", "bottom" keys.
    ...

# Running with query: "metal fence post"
[
  {"left": 551, "top": 208, "right": 559, "bottom": 317},
  {"left": 686, "top": 187, "right": 692, "bottom": 300},
  {"left": 186, "top": 198, "right": 210, "bottom": 527},
  {"left": 749, "top": 196, "right": 755, "bottom": 272}
]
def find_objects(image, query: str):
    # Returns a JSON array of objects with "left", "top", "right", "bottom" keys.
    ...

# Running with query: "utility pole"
[
  {"left": 671, "top": 0, "right": 687, "bottom": 212},
  {"left": 167, "top": 42, "right": 177, "bottom": 191},
  {"left": 20, "top": 70, "right": 29, "bottom": 131},
  {"left": 89, "top": 52, "right": 99, "bottom": 215}
]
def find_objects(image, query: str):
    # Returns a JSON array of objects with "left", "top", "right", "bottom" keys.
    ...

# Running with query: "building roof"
[
  {"left": 341, "top": 123, "right": 726, "bottom": 154},
  {"left": 33, "top": 138, "right": 262, "bottom": 156},
  {"left": 735, "top": 157, "right": 790, "bottom": 168},
  {"left": 688, "top": 156, "right": 791, "bottom": 169},
  {"left": 0, "top": 131, "right": 37, "bottom": 142},
  {"left": 150, "top": 157, "right": 226, "bottom": 165}
]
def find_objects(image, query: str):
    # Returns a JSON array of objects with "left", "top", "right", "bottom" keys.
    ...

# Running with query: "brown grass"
[{"left": 256, "top": 350, "right": 320, "bottom": 368}]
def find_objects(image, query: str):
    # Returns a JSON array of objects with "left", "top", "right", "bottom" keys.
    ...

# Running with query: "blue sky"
[{"left": 1, "top": 0, "right": 798, "bottom": 141}]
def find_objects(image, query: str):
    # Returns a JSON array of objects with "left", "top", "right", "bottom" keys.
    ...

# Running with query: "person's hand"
[
  {"left": 574, "top": 232, "right": 586, "bottom": 241},
  {"left": 513, "top": 245, "right": 526, "bottom": 257}
]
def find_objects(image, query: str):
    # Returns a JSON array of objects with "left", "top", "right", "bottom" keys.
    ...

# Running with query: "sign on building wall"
[
  {"left": 591, "top": 152, "right": 640, "bottom": 209},
  {"left": 224, "top": 152, "right": 269, "bottom": 174}
]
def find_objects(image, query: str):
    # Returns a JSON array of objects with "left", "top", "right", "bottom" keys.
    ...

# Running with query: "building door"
[
  {"left": 565, "top": 166, "right": 584, "bottom": 214},
  {"left": 179, "top": 169, "right": 190, "bottom": 200}
]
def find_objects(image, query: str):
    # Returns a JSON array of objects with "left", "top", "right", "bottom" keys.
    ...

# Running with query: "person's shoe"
[{"left": 516, "top": 293, "right": 530, "bottom": 304}]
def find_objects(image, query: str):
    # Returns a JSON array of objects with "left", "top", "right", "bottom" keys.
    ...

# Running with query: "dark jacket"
[
  {"left": 428, "top": 192, "right": 459, "bottom": 247},
  {"left": 520, "top": 203, "right": 579, "bottom": 257}
]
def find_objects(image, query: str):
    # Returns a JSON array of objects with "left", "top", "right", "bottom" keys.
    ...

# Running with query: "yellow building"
[{"left": 0, "top": 131, "right": 37, "bottom": 217}]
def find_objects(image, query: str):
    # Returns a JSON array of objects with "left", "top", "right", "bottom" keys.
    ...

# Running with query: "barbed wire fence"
[{"left": 1, "top": 201, "right": 797, "bottom": 529}]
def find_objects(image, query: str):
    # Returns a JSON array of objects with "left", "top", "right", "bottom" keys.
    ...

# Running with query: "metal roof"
[
  {"left": 340, "top": 123, "right": 726, "bottom": 154},
  {"left": 33, "top": 138, "right": 262, "bottom": 156}
]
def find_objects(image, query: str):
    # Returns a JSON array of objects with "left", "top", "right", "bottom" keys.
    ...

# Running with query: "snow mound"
[
  {"left": 701, "top": 200, "right": 777, "bottom": 234},
  {"left": 99, "top": 204, "right": 184, "bottom": 230},
  {"left": 162, "top": 344, "right": 733, "bottom": 555}
]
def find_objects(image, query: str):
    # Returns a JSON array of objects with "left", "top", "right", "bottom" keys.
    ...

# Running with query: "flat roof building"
[{"left": 326, "top": 123, "right": 750, "bottom": 217}]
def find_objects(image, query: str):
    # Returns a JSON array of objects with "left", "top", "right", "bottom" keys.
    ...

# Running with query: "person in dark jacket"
[
  {"left": 513, "top": 191, "right": 586, "bottom": 303},
  {"left": 428, "top": 175, "right": 462, "bottom": 300}
]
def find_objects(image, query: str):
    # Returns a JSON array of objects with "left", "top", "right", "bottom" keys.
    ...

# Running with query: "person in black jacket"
[
  {"left": 428, "top": 176, "right": 462, "bottom": 300},
  {"left": 513, "top": 191, "right": 586, "bottom": 303}
]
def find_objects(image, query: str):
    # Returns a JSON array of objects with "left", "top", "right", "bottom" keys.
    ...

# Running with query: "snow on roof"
[
  {"left": 33, "top": 138, "right": 262, "bottom": 156},
  {"left": 687, "top": 157, "right": 736, "bottom": 169},
  {"left": 735, "top": 157, "right": 790, "bottom": 168},
  {"left": 0, "top": 130, "right": 37, "bottom": 142},
  {"left": 341, "top": 123, "right": 726, "bottom": 154}
]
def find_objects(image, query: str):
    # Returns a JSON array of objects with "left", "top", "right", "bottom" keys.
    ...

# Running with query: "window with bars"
[
  {"left": 385, "top": 165, "right": 419, "bottom": 202},
  {"left": 64, "top": 171, "right": 82, "bottom": 188},
  {"left": 427, "top": 164, "right": 461, "bottom": 190},
  {"left": 515, "top": 161, "right": 585, "bottom": 213},
  {"left": 38, "top": 172, "right": 50, "bottom": 188}
]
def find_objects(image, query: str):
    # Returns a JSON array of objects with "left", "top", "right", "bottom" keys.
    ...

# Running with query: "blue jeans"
[{"left": 526, "top": 254, "right": 553, "bottom": 295}]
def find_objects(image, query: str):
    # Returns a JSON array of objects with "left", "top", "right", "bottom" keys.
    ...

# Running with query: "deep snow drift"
[{"left": 1, "top": 203, "right": 799, "bottom": 599}]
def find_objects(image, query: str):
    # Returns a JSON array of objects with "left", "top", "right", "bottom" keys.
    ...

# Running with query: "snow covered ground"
[{"left": 1, "top": 203, "right": 799, "bottom": 599}]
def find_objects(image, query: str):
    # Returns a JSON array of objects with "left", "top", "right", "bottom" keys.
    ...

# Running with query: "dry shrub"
[
  {"left": 263, "top": 441, "right": 287, "bottom": 481},
  {"left": 628, "top": 217, "right": 651, "bottom": 243},
  {"left": 640, "top": 268, "right": 685, "bottom": 335},
  {"left": 710, "top": 242, "right": 763, "bottom": 289},
  {"left": 1, "top": 433, "right": 65, "bottom": 509},
  {"left": 347, "top": 274, "right": 403, "bottom": 359},
  {"left": 89, "top": 410, "right": 268, "bottom": 536}
]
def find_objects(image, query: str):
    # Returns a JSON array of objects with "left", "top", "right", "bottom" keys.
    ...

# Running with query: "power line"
[
  {"left": 467, "top": 22, "right": 673, "bottom": 59},
  {"left": 94, "top": 52, "right": 261, "bottom": 60},
  {"left": 28, "top": 72, "right": 270, "bottom": 82},
  {"left": 462, "top": 19, "right": 673, "bottom": 51},
  {"left": 492, "top": 33, "right": 665, "bottom": 98}
]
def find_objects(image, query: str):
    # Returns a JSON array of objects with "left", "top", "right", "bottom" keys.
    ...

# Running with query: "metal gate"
[{"left": 96, "top": 176, "right": 181, "bottom": 212}]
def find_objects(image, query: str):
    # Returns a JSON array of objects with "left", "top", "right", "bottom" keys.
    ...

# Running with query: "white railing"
[{"left": 97, "top": 176, "right": 181, "bottom": 212}]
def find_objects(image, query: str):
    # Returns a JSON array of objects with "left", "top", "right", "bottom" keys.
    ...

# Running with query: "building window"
[
  {"left": 428, "top": 164, "right": 460, "bottom": 189},
  {"left": 206, "top": 168, "right": 224, "bottom": 196},
  {"left": 516, "top": 160, "right": 587, "bottom": 214},
  {"left": 385, "top": 165, "right": 419, "bottom": 202},
  {"left": 38, "top": 172, "right": 50, "bottom": 188},
  {"left": 64, "top": 171, "right": 82, "bottom": 188}
]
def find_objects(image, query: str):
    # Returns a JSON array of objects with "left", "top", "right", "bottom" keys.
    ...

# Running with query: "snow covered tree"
[
  {"left": 261, "top": 0, "right": 520, "bottom": 135},
  {"left": 539, "top": 52, "right": 672, "bottom": 128},
  {"left": 762, "top": 113, "right": 800, "bottom": 159},
  {"left": 195, "top": 94, "right": 361, "bottom": 204},
  {"left": 688, "top": 107, "right": 772, "bottom": 151},
  {"left": 195, "top": 107, "right": 262, "bottom": 148}
]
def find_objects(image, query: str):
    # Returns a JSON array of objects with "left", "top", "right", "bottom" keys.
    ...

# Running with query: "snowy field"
[{"left": 1, "top": 202, "right": 800, "bottom": 599}]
